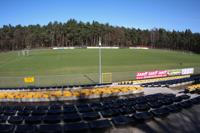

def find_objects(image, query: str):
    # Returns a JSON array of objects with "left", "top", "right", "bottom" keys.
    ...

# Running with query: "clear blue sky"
[{"left": 0, "top": 0, "right": 200, "bottom": 32}]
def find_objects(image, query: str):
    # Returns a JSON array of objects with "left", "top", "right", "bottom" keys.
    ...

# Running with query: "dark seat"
[
  {"left": 47, "top": 109, "right": 62, "bottom": 115},
  {"left": 32, "top": 110, "right": 46, "bottom": 116},
  {"left": 0, "top": 116, "right": 8, "bottom": 123},
  {"left": 43, "top": 115, "right": 61, "bottom": 124},
  {"left": 135, "top": 97, "right": 147, "bottom": 104},
  {"left": 37, "top": 106, "right": 49, "bottom": 111},
  {"left": 15, "top": 125, "right": 38, "bottom": 133},
  {"left": 77, "top": 104, "right": 93, "bottom": 113},
  {"left": 82, "top": 112, "right": 100, "bottom": 121},
  {"left": 64, "top": 122, "right": 89, "bottom": 133},
  {"left": 133, "top": 112, "right": 153, "bottom": 121},
  {"left": 18, "top": 110, "right": 31, "bottom": 116},
  {"left": 160, "top": 98, "right": 174, "bottom": 105},
  {"left": 63, "top": 113, "right": 81, "bottom": 123},
  {"left": 112, "top": 115, "right": 130, "bottom": 126},
  {"left": 190, "top": 96, "right": 200, "bottom": 104},
  {"left": 119, "top": 107, "right": 134, "bottom": 115},
  {"left": 63, "top": 107, "right": 77, "bottom": 114},
  {"left": 101, "top": 109, "right": 121, "bottom": 118},
  {"left": 90, "top": 119, "right": 112, "bottom": 130},
  {"left": 39, "top": 124, "right": 62, "bottom": 133},
  {"left": 151, "top": 107, "right": 170, "bottom": 117},
  {"left": 0, "top": 124, "right": 15, "bottom": 133},
  {"left": 90, "top": 103, "right": 103, "bottom": 110},
  {"left": 166, "top": 104, "right": 182, "bottom": 113},
  {"left": 178, "top": 100, "right": 192, "bottom": 108},
  {"left": 8, "top": 116, "right": 23, "bottom": 124},
  {"left": 24, "top": 106, "right": 36, "bottom": 111},
  {"left": 148, "top": 101, "right": 162, "bottom": 108},
  {"left": 25, "top": 116, "right": 42, "bottom": 124},
  {"left": 4, "top": 110, "right": 16, "bottom": 116},
  {"left": 49, "top": 105, "right": 61, "bottom": 110},
  {"left": 134, "top": 103, "right": 150, "bottom": 111},
  {"left": 179, "top": 94, "right": 190, "bottom": 100},
  {"left": 174, "top": 96, "right": 183, "bottom": 102}
]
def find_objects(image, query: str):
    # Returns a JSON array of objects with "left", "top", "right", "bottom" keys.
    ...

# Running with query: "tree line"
[{"left": 0, "top": 19, "right": 200, "bottom": 53}]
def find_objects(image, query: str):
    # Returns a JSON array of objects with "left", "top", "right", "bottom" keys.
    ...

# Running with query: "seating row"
[
  {"left": 0, "top": 94, "right": 199, "bottom": 133},
  {"left": 0, "top": 86, "right": 143, "bottom": 99}
]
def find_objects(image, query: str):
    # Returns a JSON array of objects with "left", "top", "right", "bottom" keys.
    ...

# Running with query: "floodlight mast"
[{"left": 99, "top": 37, "right": 102, "bottom": 84}]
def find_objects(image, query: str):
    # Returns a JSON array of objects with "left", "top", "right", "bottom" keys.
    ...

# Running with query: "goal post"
[{"left": 102, "top": 73, "right": 112, "bottom": 83}]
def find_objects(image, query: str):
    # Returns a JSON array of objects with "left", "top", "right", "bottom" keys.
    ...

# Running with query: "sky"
[{"left": 0, "top": 0, "right": 200, "bottom": 32}]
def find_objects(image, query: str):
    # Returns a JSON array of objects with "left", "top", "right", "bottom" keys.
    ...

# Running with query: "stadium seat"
[
  {"left": 151, "top": 107, "right": 170, "bottom": 117},
  {"left": 32, "top": 110, "right": 46, "bottom": 116},
  {"left": 90, "top": 119, "right": 112, "bottom": 130},
  {"left": 82, "top": 112, "right": 100, "bottom": 121},
  {"left": 63, "top": 113, "right": 81, "bottom": 123},
  {"left": 77, "top": 104, "right": 93, "bottom": 113},
  {"left": 64, "top": 122, "right": 89, "bottom": 133},
  {"left": 39, "top": 124, "right": 62, "bottom": 133},
  {"left": 112, "top": 115, "right": 130, "bottom": 126},
  {"left": 166, "top": 104, "right": 182, "bottom": 113},
  {"left": 15, "top": 125, "right": 38, "bottom": 133},
  {"left": 18, "top": 110, "right": 31, "bottom": 116},
  {"left": 133, "top": 112, "right": 153, "bottom": 121},
  {"left": 43, "top": 115, "right": 61, "bottom": 124},
  {"left": 148, "top": 101, "right": 163, "bottom": 108},
  {"left": 0, "top": 116, "right": 8, "bottom": 123},
  {"left": 37, "top": 106, "right": 49, "bottom": 111},
  {"left": 0, "top": 124, "right": 15, "bottom": 133},
  {"left": 178, "top": 100, "right": 193, "bottom": 108},
  {"left": 47, "top": 109, "right": 62, "bottom": 115},
  {"left": 8, "top": 116, "right": 23, "bottom": 124},
  {"left": 134, "top": 103, "right": 150, "bottom": 111},
  {"left": 25, "top": 116, "right": 42, "bottom": 124}
]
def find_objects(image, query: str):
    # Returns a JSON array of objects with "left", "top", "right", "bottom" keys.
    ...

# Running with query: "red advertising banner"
[{"left": 136, "top": 70, "right": 167, "bottom": 80}]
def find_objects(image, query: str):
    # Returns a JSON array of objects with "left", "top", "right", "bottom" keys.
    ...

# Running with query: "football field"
[{"left": 0, "top": 48, "right": 200, "bottom": 87}]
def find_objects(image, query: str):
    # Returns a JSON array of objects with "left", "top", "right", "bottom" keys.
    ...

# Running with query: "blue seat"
[
  {"left": 49, "top": 105, "right": 61, "bottom": 110},
  {"left": 90, "top": 119, "right": 112, "bottom": 130},
  {"left": 24, "top": 106, "right": 36, "bottom": 111},
  {"left": 39, "top": 124, "right": 62, "bottom": 133},
  {"left": 15, "top": 125, "right": 38, "bottom": 133},
  {"left": 32, "top": 110, "right": 46, "bottom": 116},
  {"left": 166, "top": 104, "right": 182, "bottom": 113},
  {"left": 133, "top": 112, "right": 153, "bottom": 121},
  {"left": 190, "top": 96, "right": 200, "bottom": 104},
  {"left": 25, "top": 116, "right": 42, "bottom": 124},
  {"left": 151, "top": 107, "right": 170, "bottom": 117},
  {"left": 64, "top": 122, "right": 89, "bottom": 133},
  {"left": 18, "top": 110, "right": 31, "bottom": 116},
  {"left": 8, "top": 116, "right": 23, "bottom": 124},
  {"left": 0, "top": 116, "right": 8, "bottom": 123},
  {"left": 148, "top": 101, "right": 162, "bottom": 108},
  {"left": 178, "top": 100, "right": 192, "bottom": 108},
  {"left": 63, "top": 106, "right": 76, "bottom": 114},
  {"left": 179, "top": 94, "right": 190, "bottom": 100},
  {"left": 37, "top": 106, "right": 49, "bottom": 111},
  {"left": 47, "top": 109, "right": 62, "bottom": 115},
  {"left": 63, "top": 113, "right": 81, "bottom": 123},
  {"left": 4, "top": 110, "right": 16, "bottom": 116},
  {"left": 43, "top": 115, "right": 61, "bottom": 124},
  {"left": 0, "top": 124, "right": 15, "bottom": 133},
  {"left": 77, "top": 104, "right": 93, "bottom": 113},
  {"left": 112, "top": 115, "right": 130, "bottom": 126},
  {"left": 134, "top": 103, "right": 150, "bottom": 111},
  {"left": 82, "top": 112, "right": 100, "bottom": 121}
]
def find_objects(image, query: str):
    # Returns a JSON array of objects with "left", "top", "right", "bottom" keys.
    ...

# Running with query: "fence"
[{"left": 0, "top": 67, "right": 200, "bottom": 88}]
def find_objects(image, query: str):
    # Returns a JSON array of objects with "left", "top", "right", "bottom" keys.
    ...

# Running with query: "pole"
[{"left": 99, "top": 37, "right": 102, "bottom": 84}]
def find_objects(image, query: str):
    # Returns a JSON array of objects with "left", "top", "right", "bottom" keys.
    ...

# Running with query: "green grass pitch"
[{"left": 0, "top": 48, "right": 200, "bottom": 87}]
